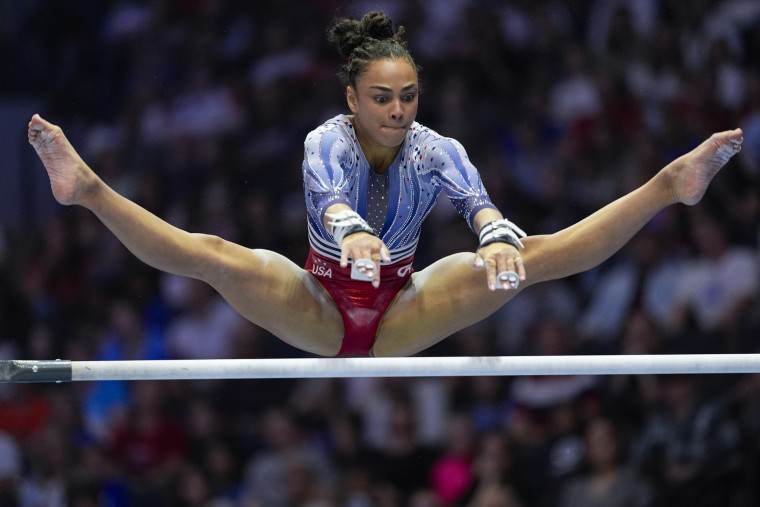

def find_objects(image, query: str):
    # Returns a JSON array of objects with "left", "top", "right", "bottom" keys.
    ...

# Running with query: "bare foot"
[
  {"left": 28, "top": 114, "right": 98, "bottom": 206},
  {"left": 668, "top": 128, "right": 743, "bottom": 206}
]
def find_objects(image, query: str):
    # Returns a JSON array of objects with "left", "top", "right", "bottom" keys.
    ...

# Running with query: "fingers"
[
  {"left": 371, "top": 256, "right": 381, "bottom": 288},
  {"left": 477, "top": 244, "right": 525, "bottom": 291},
  {"left": 380, "top": 245, "right": 391, "bottom": 263},
  {"left": 341, "top": 233, "right": 390, "bottom": 287},
  {"left": 484, "top": 257, "right": 498, "bottom": 291},
  {"left": 515, "top": 255, "right": 526, "bottom": 281}
]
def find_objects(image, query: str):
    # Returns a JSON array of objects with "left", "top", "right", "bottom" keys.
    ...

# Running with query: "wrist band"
[
  {"left": 326, "top": 210, "right": 376, "bottom": 246},
  {"left": 479, "top": 219, "right": 527, "bottom": 250}
]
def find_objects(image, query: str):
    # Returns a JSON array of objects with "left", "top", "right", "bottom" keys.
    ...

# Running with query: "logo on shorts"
[
  {"left": 396, "top": 263, "right": 413, "bottom": 277},
  {"left": 311, "top": 264, "right": 333, "bottom": 278}
]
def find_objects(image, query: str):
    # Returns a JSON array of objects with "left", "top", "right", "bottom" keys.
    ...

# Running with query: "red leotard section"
[{"left": 305, "top": 248, "right": 414, "bottom": 356}]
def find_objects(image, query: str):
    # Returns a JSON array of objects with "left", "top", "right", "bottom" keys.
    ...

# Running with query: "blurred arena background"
[{"left": 1, "top": 1, "right": 760, "bottom": 506}]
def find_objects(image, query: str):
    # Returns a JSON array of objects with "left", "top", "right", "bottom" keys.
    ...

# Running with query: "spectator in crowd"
[
  {"left": 365, "top": 395, "right": 438, "bottom": 503},
  {"left": 576, "top": 223, "right": 684, "bottom": 348},
  {"left": 82, "top": 296, "right": 167, "bottom": 443},
  {"left": 667, "top": 207, "right": 759, "bottom": 353},
  {"left": 0, "top": 431, "right": 21, "bottom": 506},
  {"left": 459, "top": 431, "right": 525, "bottom": 507},
  {"left": 429, "top": 413, "right": 476, "bottom": 506},
  {"left": 108, "top": 381, "right": 187, "bottom": 505},
  {"left": 557, "top": 416, "right": 651, "bottom": 507},
  {"left": 631, "top": 374, "right": 742, "bottom": 507},
  {"left": 240, "top": 408, "right": 335, "bottom": 507},
  {"left": 163, "top": 276, "right": 244, "bottom": 360}
]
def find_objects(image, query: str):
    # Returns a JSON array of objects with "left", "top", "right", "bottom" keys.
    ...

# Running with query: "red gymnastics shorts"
[{"left": 305, "top": 248, "right": 414, "bottom": 357}]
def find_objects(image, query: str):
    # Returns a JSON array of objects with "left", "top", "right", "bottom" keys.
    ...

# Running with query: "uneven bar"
[
  {"left": 0, "top": 360, "right": 72, "bottom": 383},
  {"left": 2, "top": 354, "right": 760, "bottom": 383}
]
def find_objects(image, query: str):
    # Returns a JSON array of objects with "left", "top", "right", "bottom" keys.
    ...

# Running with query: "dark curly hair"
[{"left": 327, "top": 11, "right": 420, "bottom": 88}]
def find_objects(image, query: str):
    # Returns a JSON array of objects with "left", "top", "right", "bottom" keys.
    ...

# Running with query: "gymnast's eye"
[
  {"left": 374, "top": 96, "right": 389, "bottom": 104},
  {"left": 402, "top": 93, "right": 417, "bottom": 102}
]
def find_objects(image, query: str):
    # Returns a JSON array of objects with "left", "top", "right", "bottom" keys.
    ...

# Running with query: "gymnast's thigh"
[
  {"left": 207, "top": 248, "right": 344, "bottom": 356},
  {"left": 372, "top": 252, "right": 521, "bottom": 357}
]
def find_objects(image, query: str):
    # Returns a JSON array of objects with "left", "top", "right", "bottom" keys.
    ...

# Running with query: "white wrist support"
[
  {"left": 325, "top": 210, "right": 375, "bottom": 246},
  {"left": 479, "top": 219, "right": 527, "bottom": 250}
]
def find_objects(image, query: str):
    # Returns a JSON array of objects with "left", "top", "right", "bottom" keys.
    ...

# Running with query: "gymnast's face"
[{"left": 347, "top": 57, "right": 419, "bottom": 153}]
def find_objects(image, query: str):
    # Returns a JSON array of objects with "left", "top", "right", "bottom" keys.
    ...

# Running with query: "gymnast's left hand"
[
  {"left": 341, "top": 232, "right": 391, "bottom": 288},
  {"left": 473, "top": 242, "right": 526, "bottom": 291}
]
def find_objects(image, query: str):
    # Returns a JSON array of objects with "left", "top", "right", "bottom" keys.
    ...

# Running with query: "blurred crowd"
[{"left": 1, "top": 0, "right": 760, "bottom": 506}]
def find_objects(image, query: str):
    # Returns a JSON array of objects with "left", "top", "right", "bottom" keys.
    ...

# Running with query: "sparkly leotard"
[{"left": 302, "top": 114, "right": 497, "bottom": 356}]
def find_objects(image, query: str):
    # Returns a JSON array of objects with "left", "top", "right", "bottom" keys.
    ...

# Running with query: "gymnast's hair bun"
[{"left": 327, "top": 11, "right": 404, "bottom": 60}]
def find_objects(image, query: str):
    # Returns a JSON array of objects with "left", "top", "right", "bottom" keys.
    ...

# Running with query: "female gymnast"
[{"left": 27, "top": 11, "right": 743, "bottom": 358}]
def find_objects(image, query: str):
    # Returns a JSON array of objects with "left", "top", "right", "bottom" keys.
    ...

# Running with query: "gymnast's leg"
[
  {"left": 28, "top": 114, "right": 343, "bottom": 356},
  {"left": 373, "top": 129, "right": 744, "bottom": 356}
]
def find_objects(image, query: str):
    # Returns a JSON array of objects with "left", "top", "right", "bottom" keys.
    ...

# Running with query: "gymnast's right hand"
[{"left": 341, "top": 232, "right": 391, "bottom": 288}]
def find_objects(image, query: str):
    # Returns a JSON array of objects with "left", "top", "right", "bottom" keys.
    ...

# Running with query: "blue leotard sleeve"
[
  {"left": 421, "top": 135, "right": 497, "bottom": 230},
  {"left": 302, "top": 123, "right": 356, "bottom": 219}
]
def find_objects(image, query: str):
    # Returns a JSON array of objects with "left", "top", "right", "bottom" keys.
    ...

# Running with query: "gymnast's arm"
[
  {"left": 470, "top": 207, "right": 526, "bottom": 287},
  {"left": 303, "top": 125, "right": 390, "bottom": 282},
  {"left": 427, "top": 136, "right": 526, "bottom": 287},
  {"left": 322, "top": 202, "right": 391, "bottom": 287}
]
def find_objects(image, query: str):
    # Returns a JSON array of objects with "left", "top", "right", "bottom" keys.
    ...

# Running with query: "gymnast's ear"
[{"left": 346, "top": 86, "right": 358, "bottom": 113}]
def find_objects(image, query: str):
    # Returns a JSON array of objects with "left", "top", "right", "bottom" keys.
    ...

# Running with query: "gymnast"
[{"left": 28, "top": 11, "right": 743, "bottom": 358}]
